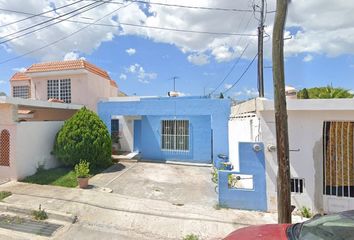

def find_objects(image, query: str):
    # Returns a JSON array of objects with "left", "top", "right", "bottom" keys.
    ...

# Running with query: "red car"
[{"left": 224, "top": 210, "right": 354, "bottom": 240}]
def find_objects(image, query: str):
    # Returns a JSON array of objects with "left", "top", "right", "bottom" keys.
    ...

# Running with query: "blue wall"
[
  {"left": 133, "top": 120, "right": 141, "bottom": 152},
  {"left": 98, "top": 97, "right": 230, "bottom": 164},
  {"left": 218, "top": 142, "right": 267, "bottom": 211},
  {"left": 140, "top": 115, "right": 211, "bottom": 162}
]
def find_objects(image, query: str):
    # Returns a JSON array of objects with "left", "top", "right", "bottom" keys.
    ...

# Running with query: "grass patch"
[
  {"left": 182, "top": 234, "right": 199, "bottom": 240},
  {"left": 22, "top": 167, "right": 77, "bottom": 187},
  {"left": 0, "top": 191, "right": 12, "bottom": 201},
  {"left": 213, "top": 203, "right": 229, "bottom": 210},
  {"left": 21, "top": 165, "right": 108, "bottom": 188}
]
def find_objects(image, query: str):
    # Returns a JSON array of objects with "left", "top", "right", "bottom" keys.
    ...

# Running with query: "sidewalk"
[{"left": 0, "top": 182, "right": 282, "bottom": 239}]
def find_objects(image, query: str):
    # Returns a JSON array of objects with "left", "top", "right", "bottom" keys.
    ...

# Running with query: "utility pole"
[
  {"left": 257, "top": 0, "right": 265, "bottom": 97},
  {"left": 172, "top": 76, "right": 179, "bottom": 91},
  {"left": 272, "top": 0, "right": 291, "bottom": 223}
]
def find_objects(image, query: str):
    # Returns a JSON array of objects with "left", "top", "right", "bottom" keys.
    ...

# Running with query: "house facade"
[
  {"left": 98, "top": 96, "right": 230, "bottom": 164},
  {"left": 230, "top": 98, "right": 354, "bottom": 213},
  {"left": 0, "top": 96, "right": 81, "bottom": 180},
  {"left": 10, "top": 60, "right": 118, "bottom": 112}
]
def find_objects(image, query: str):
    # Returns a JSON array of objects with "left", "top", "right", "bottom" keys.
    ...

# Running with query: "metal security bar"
[
  {"left": 47, "top": 79, "right": 71, "bottom": 103},
  {"left": 161, "top": 120, "right": 189, "bottom": 152},
  {"left": 13, "top": 86, "right": 30, "bottom": 99},
  {"left": 323, "top": 121, "right": 354, "bottom": 198},
  {"left": 290, "top": 178, "right": 304, "bottom": 194}
]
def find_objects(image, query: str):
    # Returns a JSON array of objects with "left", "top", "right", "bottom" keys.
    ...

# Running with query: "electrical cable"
[
  {"left": 222, "top": 53, "right": 258, "bottom": 95},
  {"left": 0, "top": 1, "right": 106, "bottom": 44},
  {"left": 0, "top": 0, "right": 85, "bottom": 28},
  {"left": 0, "top": 2, "right": 133, "bottom": 65}
]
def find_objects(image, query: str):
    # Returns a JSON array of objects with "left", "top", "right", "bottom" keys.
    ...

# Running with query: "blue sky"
[{"left": 0, "top": 0, "right": 354, "bottom": 99}]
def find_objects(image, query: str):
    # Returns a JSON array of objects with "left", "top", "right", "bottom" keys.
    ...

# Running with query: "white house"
[
  {"left": 0, "top": 96, "right": 81, "bottom": 180},
  {"left": 229, "top": 98, "right": 354, "bottom": 213}
]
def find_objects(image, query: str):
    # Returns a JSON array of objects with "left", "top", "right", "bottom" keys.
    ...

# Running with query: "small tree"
[
  {"left": 298, "top": 88, "right": 309, "bottom": 99},
  {"left": 297, "top": 86, "right": 353, "bottom": 99},
  {"left": 53, "top": 107, "right": 112, "bottom": 167}
]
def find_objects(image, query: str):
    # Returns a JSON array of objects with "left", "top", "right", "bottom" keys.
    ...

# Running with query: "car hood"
[{"left": 224, "top": 224, "right": 291, "bottom": 240}]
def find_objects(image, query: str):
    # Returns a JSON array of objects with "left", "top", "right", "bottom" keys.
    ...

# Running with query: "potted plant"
[
  {"left": 111, "top": 132, "right": 121, "bottom": 154},
  {"left": 75, "top": 160, "right": 90, "bottom": 189}
]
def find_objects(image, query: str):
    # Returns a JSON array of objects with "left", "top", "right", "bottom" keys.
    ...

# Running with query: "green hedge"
[{"left": 53, "top": 107, "right": 112, "bottom": 167}]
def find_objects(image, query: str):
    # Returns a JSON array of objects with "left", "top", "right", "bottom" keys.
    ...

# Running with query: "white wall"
[
  {"left": 228, "top": 115, "right": 260, "bottom": 171},
  {"left": 112, "top": 116, "right": 140, "bottom": 152},
  {"left": 261, "top": 110, "right": 354, "bottom": 213},
  {"left": 14, "top": 121, "right": 63, "bottom": 180}
]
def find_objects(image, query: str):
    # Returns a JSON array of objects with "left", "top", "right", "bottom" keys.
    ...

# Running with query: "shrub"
[
  {"left": 300, "top": 206, "right": 313, "bottom": 218},
  {"left": 75, "top": 160, "right": 90, "bottom": 178},
  {"left": 32, "top": 205, "right": 48, "bottom": 220},
  {"left": 0, "top": 191, "right": 11, "bottom": 201},
  {"left": 53, "top": 107, "right": 112, "bottom": 167}
]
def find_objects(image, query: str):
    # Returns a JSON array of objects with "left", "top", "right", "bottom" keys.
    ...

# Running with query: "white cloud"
[
  {"left": 119, "top": 73, "right": 127, "bottom": 80},
  {"left": 12, "top": 67, "right": 26, "bottom": 72},
  {"left": 187, "top": 53, "right": 209, "bottom": 65},
  {"left": 126, "top": 48, "right": 136, "bottom": 56},
  {"left": 0, "top": 0, "right": 353, "bottom": 62},
  {"left": 0, "top": 80, "right": 6, "bottom": 84},
  {"left": 224, "top": 84, "right": 232, "bottom": 90},
  {"left": 211, "top": 45, "right": 234, "bottom": 62},
  {"left": 63, "top": 51, "right": 85, "bottom": 60},
  {"left": 178, "top": 92, "right": 190, "bottom": 96},
  {"left": 126, "top": 63, "right": 157, "bottom": 83},
  {"left": 302, "top": 54, "right": 313, "bottom": 62},
  {"left": 232, "top": 87, "right": 259, "bottom": 98}
]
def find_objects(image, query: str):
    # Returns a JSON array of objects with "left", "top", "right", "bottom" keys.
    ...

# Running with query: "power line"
[
  {"left": 0, "top": 1, "right": 106, "bottom": 44},
  {"left": 208, "top": 14, "right": 254, "bottom": 95},
  {"left": 222, "top": 53, "right": 258, "bottom": 94},
  {"left": 88, "top": 0, "right": 254, "bottom": 12},
  {"left": 0, "top": 8, "right": 258, "bottom": 37},
  {"left": 0, "top": 0, "right": 85, "bottom": 28},
  {"left": 209, "top": 42, "right": 251, "bottom": 96},
  {"left": 0, "top": 2, "right": 133, "bottom": 65}
]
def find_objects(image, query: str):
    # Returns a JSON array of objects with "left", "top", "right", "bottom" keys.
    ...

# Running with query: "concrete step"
[{"left": 112, "top": 152, "right": 140, "bottom": 161}]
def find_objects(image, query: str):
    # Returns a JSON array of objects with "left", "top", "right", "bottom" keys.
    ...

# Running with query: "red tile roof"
[
  {"left": 110, "top": 80, "right": 118, "bottom": 88},
  {"left": 26, "top": 60, "right": 111, "bottom": 80},
  {"left": 10, "top": 72, "right": 30, "bottom": 81}
]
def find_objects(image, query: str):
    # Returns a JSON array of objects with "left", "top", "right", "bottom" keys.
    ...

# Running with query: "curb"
[{"left": 0, "top": 202, "right": 77, "bottom": 223}]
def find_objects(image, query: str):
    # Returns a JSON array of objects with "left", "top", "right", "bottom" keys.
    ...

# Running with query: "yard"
[{"left": 21, "top": 166, "right": 107, "bottom": 188}]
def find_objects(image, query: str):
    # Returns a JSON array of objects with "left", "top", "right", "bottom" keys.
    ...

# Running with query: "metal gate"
[{"left": 323, "top": 121, "right": 354, "bottom": 212}]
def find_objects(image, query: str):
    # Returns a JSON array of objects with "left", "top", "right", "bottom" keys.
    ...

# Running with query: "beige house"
[{"left": 10, "top": 60, "right": 118, "bottom": 112}]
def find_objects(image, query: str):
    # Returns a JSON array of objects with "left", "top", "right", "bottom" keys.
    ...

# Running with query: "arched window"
[{"left": 0, "top": 130, "right": 10, "bottom": 166}]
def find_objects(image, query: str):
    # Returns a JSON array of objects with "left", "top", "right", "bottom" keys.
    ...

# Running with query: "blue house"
[{"left": 98, "top": 96, "right": 230, "bottom": 164}]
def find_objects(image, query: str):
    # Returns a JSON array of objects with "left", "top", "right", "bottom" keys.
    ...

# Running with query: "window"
[
  {"left": 323, "top": 121, "right": 354, "bottom": 198},
  {"left": 0, "top": 130, "right": 10, "bottom": 166},
  {"left": 291, "top": 178, "right": 304, "bottom": 194},
  {"left": 47, "top": 79, "right": 71, "bottom": 103},
  {"left": 161, "top": 120, "right": 189, "bottom": 151},
  {"left": 13, "top": 86, "right": 30, "bottom": 99}
]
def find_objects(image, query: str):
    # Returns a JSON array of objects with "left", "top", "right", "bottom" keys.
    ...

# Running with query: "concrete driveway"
[{"left": 90, "top": 161, "right": 217, "bottom": 207}]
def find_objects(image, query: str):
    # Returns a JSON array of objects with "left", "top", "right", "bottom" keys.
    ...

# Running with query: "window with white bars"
[
  {"left": 291, "top": 178, "right": 304, "bottom": 194},
  {"left": 13, "top": 86, "right": 30, "bottom": 99},
  {"left": 47, "top": 79, "right": 71, "bottom": 103},
  {"left": 161, "top": 120, "right": 189, "bottom": 151}
]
